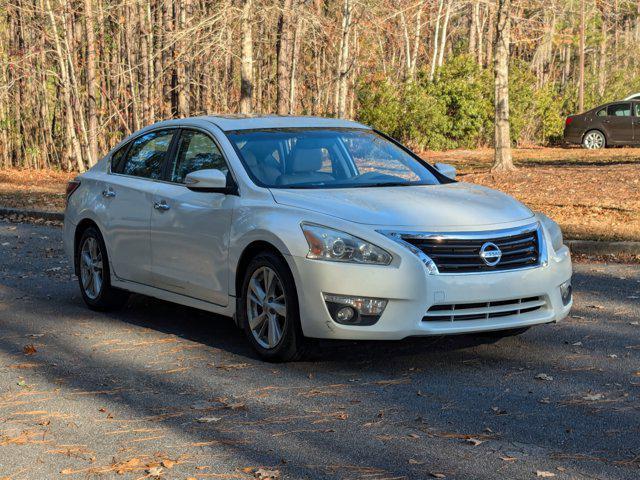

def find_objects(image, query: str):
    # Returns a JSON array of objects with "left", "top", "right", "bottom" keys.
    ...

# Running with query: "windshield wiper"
[{"left": 358, "top": 181, "right": 416, "bottom": 188}]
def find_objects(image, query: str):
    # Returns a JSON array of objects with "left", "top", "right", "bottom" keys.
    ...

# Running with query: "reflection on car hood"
[{"left": 270, "top": 182, "right": 534, "bottom": 228}]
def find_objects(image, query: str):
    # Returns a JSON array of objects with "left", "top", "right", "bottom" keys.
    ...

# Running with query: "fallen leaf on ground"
[
  {"left": 197, "top": 417, "right": 222, "bottom": 423},
  {"left": 409, "top": 459, "right": 424, "bottom": 465},
  {"left": 146, "top": 465, "right": 163, "bottom": 476},
  {"left": 582, "top": 393, "right": 604, "bottom": 401},
  {"left": 430, "top": 473, "right": 446, "bottom": 479},
  {"left": 23, "top": 344, "right": 37, "bottom": 355},
  {"left": 535, "top": 373, "right": 554, "bottom": 381},
  {"left": 254, "top": 468, "right": 280, "bottom": 479},
  {"left": 536, "top": 471, "right": 555, "bottom": 477},
  {"left": 465, "top": 437, "right": 484, "bottom": 446}
]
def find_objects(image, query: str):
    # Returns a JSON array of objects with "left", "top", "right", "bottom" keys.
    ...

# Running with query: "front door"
[
  {"left": 102, "top": 128, "right": 176, "bottom": 284},
  {"left": 150, "top": 129, "right": 235, "bottom": 306},
  {"left": 603, "top": 103, "right": 634, "bottom": 143}
]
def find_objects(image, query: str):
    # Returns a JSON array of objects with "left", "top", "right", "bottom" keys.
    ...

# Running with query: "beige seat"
[{"left": 277, "top": 142, "right": 334, "bottom": 186}]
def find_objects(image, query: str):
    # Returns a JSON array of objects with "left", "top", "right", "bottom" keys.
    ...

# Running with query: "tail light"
[
  {"left": 565, "top": 116, "right": 574, "bottom": 126},
  {"left": 65, "top": 179, "right": 81, "bottom": 206}
]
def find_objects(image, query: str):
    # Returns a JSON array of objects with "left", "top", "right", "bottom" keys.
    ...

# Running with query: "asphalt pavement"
[{"left": 0, "top": 220, "right": 638, "bottom": 480}]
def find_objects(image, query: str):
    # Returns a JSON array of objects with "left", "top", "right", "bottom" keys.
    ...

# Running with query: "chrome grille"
[
  {"left": 400, "top": 227, "right": 540, "bottom": 273},
  {"left": 424, "top": 296, "right": 546, "bottom": 322}
]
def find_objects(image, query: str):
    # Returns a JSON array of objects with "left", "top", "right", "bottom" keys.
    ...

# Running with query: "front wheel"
[
  {"left": 237, "top": 251, "right": 306, "bottom": 362},
  {"left": 582, "top": 130, "right": 606, "bottom": 149}
]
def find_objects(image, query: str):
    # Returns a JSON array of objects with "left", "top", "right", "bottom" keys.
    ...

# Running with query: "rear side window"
[
  {"left": 170, "top": 130, "right": 228, "bottom": 183},
  {"left": 120, "top": 129, "right": 174, "bottom": 179},
  {"left": 607, "top": 103, "right": 631, "bottom": 117},
  {"left": 110, "top": 144, "right": 128, "bottom": 172}
]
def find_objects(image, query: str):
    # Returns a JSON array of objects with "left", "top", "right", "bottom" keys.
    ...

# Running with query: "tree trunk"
[
  {"left": 289, "top": 12, "right": 303, "bottom": 114},
  {"left": 276, "top": 0, "right": 293, "bottom": 115},
  {"left": 429, "top": 0, "right": 444, "bottom": 80},
  {"left": 45, "top": 0, "right": 85, "bottom": 172},
  {"left": 239, "top": 0, "right": 253, "bottom": 114},
  {"left": 492, "top": 0, "right": 514, "bottom": 172},
  {"left": 437, "top": 0, "right": 452, "bottom": 68},
  {"left": 578, "top": 0, "right": 585, "bottom": 112},
  {"left": 336, "top": 0, "right": 352, "bottom": 118},
  {"left": 84, "top": 0, "right": 98, "bottom": 166}
]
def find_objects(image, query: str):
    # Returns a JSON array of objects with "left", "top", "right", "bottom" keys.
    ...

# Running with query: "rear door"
[
  {"left": 149, "top": 128, "right": 236, "bottom": 306},
  {"left": 603, "top": 103, "right": 634, "bottom": 143},
  {"left": 102, "top": 128, "right": 176, "bottom": 285}
]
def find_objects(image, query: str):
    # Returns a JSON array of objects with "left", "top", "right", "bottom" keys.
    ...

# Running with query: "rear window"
[{"left": 118, "top": 129, "right": 174, "bottom": 179}]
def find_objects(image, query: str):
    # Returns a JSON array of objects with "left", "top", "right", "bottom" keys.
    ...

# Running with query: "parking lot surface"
[{"left": 0, "top": 220, "right": 638, "bottom": 479}]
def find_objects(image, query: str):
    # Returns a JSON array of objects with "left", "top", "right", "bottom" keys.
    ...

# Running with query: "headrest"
[
  {"left": 242, "top": 149, "right": 258, "bottom": 167},
  {"left": 291, "top": 146, "right": 324, "bottom": 173}
]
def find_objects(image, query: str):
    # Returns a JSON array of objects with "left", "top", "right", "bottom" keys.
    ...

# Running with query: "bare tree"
[
  {"left": 239, "top": 0, "right": 254, "bottom": 114},
  {"left": 276, "top": 0, "right": 294, "bottom": 115},
  {"left": 492, "top": 0, "right": 514, "bottom": 172}
]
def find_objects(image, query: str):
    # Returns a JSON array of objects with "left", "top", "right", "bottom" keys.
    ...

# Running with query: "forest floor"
[{"left": 0, "top": 146, "right": 639, "bottom": 241}]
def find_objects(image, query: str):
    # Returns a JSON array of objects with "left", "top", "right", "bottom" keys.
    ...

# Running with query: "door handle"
[
  {"left": 102, "top": 188, "right": 116, "bottom": 198},
  {"left": 602, "top": 120, "right": 610, "bottom": 124},
  {"left": 154, "top": 200, "right": 170, "bottom": 211}
]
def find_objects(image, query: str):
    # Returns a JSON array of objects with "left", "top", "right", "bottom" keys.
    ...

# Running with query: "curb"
[
  {"left": 0, "top": 207, "right": 64, "bottom": 222},
  {"left": 566, "top": 240, "right": 640, "bottom": 257},
  {"left": 0, "top": 207, "right": 638, "bottom": 256}
]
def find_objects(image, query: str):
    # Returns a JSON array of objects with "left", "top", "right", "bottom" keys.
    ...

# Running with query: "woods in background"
[{"left": 1, "top": 0, "right": 639, "bottom": 172}]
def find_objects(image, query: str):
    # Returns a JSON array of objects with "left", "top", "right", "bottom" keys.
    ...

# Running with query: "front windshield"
[{"left": 226, "top": 128, "right": 442, "bottom": 189}]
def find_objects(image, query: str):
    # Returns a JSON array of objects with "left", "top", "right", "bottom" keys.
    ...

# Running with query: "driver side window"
[{"left": 171, "top": 130, "right": 228, "bottom": 183}]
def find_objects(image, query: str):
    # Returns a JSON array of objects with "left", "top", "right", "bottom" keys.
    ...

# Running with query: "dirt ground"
[{"left": 1, "top": 146, "right": 639, "bottom": 241}]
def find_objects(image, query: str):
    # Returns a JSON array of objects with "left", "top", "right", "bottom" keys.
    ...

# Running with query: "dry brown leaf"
[
  {"left": 254, "top": 467, "right": 280, "bottom": 480},
  {"left": 535, "top": 471, "right": 556, "bottom": 477},
  {"left": 465, "top": 437, "right": 484, "bottom": 446},
  {"left": 23, "top": 344, "right": 37, "bottom": 355}
]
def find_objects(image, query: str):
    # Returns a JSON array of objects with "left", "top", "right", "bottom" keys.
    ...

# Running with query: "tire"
[
  {"left": 237, "top": 251, "right": 306, "bottom": 362},
  {"left": 480, "top": 327, "right": 530, "bottom": 340},
  {"left": 76, "top": 226, "right": 129, "bottom": 311},
  {"left": 582, "top": 130, "right": 606, "bottom": 149}
]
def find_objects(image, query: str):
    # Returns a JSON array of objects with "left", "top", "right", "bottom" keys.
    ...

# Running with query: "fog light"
[
  {"left": 560, "top": 279, "right": 572, "bottom": 306},
  {"left": 336, "top": 306, "right": 356, "bottom": 323},
  {"left": 323, "top": 293, "right": 388, "bottom": 326}
]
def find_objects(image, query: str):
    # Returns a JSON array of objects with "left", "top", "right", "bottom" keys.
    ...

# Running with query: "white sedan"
[{"left": 64, "top": 115, "right": 573, "bottom": 361}]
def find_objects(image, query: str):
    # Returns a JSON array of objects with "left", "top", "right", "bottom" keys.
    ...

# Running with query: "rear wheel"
[
  {"left": 237, "top": 251, "right": 305, "bottom": 362},
  {"left": 77, "top": 226, "right": 129, "bottom": 311},
  {"left": 582, "top": 130, "right": 606, "bottom": 149}
]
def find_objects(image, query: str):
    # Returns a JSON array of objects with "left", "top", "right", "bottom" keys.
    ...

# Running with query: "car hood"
[{"left": 270, "top": 182, "right": 534, "bottom": 228}]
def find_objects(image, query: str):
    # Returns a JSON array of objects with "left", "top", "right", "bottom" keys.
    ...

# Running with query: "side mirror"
[
  {"left": 434, "top": 162, "right": 456, "bottom": 180},
  {"left": 184, "top": 169, "right": 235, "bottom": 194}
]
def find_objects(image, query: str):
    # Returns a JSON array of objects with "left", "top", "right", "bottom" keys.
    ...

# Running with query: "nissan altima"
[{"left": 64, "top": 115, "right": 573, "bottom": 361}]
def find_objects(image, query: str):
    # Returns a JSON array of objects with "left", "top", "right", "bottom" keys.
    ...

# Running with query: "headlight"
[
  {"left": 301, "top": 223, "right": 392, "bottom": 265},
  {"left": 536, "top": 212, "right": 563, "bottom": 251}
]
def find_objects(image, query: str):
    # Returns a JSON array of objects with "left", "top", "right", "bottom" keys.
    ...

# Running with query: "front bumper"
[{"left": 289, "top": 243, "right": 572, "bottom": 340}]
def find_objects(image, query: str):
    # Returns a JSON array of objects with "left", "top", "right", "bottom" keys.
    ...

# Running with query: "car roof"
[
  {"left": 194, "top": 114, "right": 370, "bottom": 132},
  {"left": 623, "top": 93, "right": 640, "bottom": 100}
]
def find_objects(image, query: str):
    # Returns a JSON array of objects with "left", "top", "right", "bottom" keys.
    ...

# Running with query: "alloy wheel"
[
  {"left": 246, "top": 266, "right": 287, "bottom": 349},
  {"left": 80, "top": 237, "right": 104, "bottom": 300},
  {"left": 584, "top": 131, "right": 605, "bottom": 149}
]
